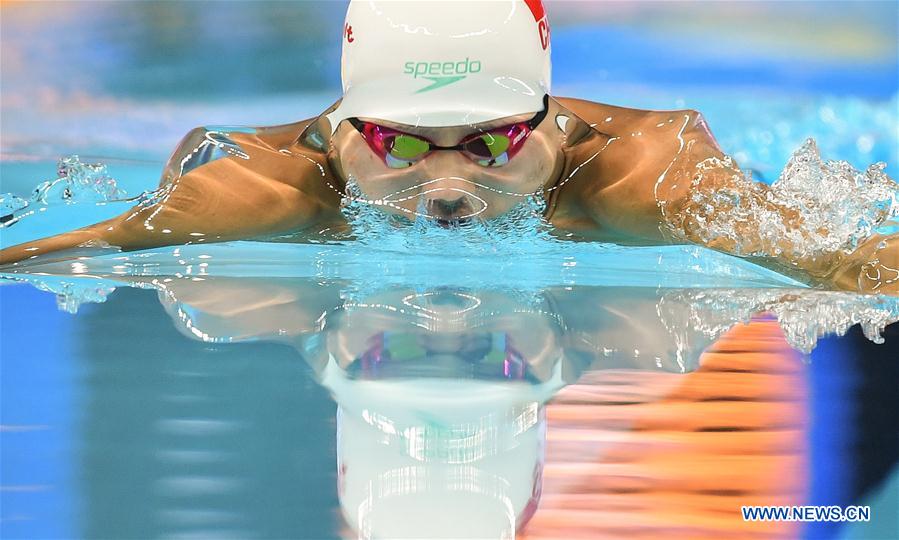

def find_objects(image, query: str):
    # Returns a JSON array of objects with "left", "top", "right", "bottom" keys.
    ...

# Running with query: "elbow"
[
  {"left": 678, "top": 109, "right": 722, "bottom": 153},
  {"left": 177, "top": 126, "right": 210, "bottom": 146},
  {"left": 680, "top": 109, "right": 708, "bottom": 131},
  {"left": 160, "top": 126, "right": 211, "bottom": 186}
]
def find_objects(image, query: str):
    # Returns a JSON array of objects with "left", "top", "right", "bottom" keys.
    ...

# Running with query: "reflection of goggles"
[
  {"left": 348, "top": 95, "right": 549, "bottom": 169},
  {"left": 348, "top": 331, "right": 538, "bottom": 383}
]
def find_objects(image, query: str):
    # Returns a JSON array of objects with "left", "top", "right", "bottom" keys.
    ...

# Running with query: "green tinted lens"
[
  {"left": 467, "top": 133, "right": 511, "bottom": 159},
  {"left": 385, "top": 333, "right": 425, "bottom": 361},
  {"left": 485, "top": 134, "right": 511, "bottom": 157},
  {"left": 389, "top": 134, "right": 430, "bottom": 160}
]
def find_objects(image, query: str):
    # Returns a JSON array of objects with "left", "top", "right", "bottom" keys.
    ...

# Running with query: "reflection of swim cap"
[
  {"left": 321, "top": 354, "right": 565, "bottom": 539},
  {"left": 325, "top": 0, "right": 552, "bottom": 133}
]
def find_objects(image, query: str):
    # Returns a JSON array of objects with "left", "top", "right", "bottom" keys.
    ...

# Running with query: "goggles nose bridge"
[{"left": 419, "top": 144, "right": 474, "bottom": 172}]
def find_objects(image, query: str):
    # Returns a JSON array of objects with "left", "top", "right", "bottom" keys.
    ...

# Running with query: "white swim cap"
[
  {"left": 325, "top": 0, "right": 552, "bottom": 133},
  {"left": 320, "top": 353, "right": 564, "bottom": 539}
]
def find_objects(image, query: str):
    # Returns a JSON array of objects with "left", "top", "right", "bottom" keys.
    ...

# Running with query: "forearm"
[
  {"left": 0, "top": 226, "right": 105, "bottom": 266},
  {"left": 663, "top": 153, "right": 832, "bottom": 274},
  {"left": 0, "top": 208, "right": 180, "bottom": 267}
]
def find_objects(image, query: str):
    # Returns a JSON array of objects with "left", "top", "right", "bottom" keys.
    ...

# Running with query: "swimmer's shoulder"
[
  {"left": 171, "top": 99, "right": 341, "bottom": 161},
  {"left": 256, "top": 99, "right": 342, "bottom": 153},
  {"left": 159, "top": 101, "right": 341, "bottom": 188},
  {"left": 553, "top": 96, "right": 705, "bottom": 137},
  {"left": 159, "top": 119, "right": 322, "bottom": 187},
  {"left": 253, "top": 119, "right": 318, "bottom": 148}
]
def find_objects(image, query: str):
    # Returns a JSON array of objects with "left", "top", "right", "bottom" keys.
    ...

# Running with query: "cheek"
[
  {"left": 338, "top": 152, "right": 423, "bottom": 216},
  {"left": 485, "top": 159, "right": 555, "bottom": 217},
  {"left": 338, "top": 144, "right": 399, "bottom": 199},
  {"left": 338, "top": 145, "right": 380, "bottom": 178},
  {"left": 480, "top": 147, "right": 555, "bottom": 194},
  {"left": 525, "top": 135, "right": 559, "bottom": 173}
]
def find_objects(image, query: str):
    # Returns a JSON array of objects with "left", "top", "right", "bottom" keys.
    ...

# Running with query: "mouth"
[
  {"left": 425, "top": 196, "right": 478, "bottom": 228},
  {"left": 434, "top": 216, "right": 473, "bottom": 228}
]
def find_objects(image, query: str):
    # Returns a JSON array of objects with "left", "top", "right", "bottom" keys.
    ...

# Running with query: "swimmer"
[{"left": 1, "top": 0, "right": 896, "bottom": 294}]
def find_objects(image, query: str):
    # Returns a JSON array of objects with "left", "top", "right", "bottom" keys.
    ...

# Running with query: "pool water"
[
  {"left": 2, "top": 173, "right": 898, "bottom": 538},
  {"left": 2, "top": 2, "right": 899, "bottom": 539},
  {"left": 2, "top": 256, "right": 898, "bottom": 539}
]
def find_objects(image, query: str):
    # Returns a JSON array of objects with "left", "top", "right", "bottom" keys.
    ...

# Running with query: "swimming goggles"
[
  {"left": 347, "top": 331, "right": 537, "bottom": 383},
  {"left": 348, "top": 95, "right": 549, "bottom": 169}
]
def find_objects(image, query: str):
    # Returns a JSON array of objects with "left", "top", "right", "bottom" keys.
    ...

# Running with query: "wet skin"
[{"left": 0, "top": 96, "right": 896, "bottom": 294}]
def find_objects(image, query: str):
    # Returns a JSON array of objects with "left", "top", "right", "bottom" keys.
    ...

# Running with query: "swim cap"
[
  {"left": 320, "top": 352, "right": 563, "bottom": 538},
  {"left": 325, "top": 0, "right": 552, "bottom": 133}
]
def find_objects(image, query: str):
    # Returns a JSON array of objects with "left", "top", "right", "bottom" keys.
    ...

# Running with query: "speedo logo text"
[{"left": 403, "top": 58, "right": 482, "bottom": 93}]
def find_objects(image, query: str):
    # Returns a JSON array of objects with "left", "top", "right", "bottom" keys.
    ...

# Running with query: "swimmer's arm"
[
  {"left": 582, "top": 108, "right": 726, "bottom": 241},
  {"left": 547, "top": 286, "right": 714, "bottom": 374},
  {"left": 0, "top": 150, "right": 338, "bottom": 266},
  {"left": 826, "top": 233, "right": 897, "bottom": 294},
  {"left": 157, "top": 276, "right": 342, "bottom": 341},
  {"left": 158, "top": 120, "right": 322, "bottom": 187},
  {"left": 585, "top": 109, "right": 897, "bottom": 294},
  {"left": 657, "top": 134, "right": 897, "bottom": 294}
]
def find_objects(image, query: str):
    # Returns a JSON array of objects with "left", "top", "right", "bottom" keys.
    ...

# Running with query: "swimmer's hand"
[{"left": 828, "top": 234, "right": 899, "bottom": 295}]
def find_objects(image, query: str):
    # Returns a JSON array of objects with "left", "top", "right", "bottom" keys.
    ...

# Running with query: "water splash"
[
  {"left": 663, "top": 138, "right": 898, "bottom": 267},
  {"left": 0, "top": 195, "right": 29, "bottom": 220},
  {"left": 20, "top": 275, "right": 118, "bottom": 314},
  {"left": 37, "top": 155, "right": 126, "bottom": 204},
  {"left": 711, "top": 94, "right": 898, "bottom": 181},
  {"left": 339, "top": 176, "right": 558, "bottom": 255},
  {"left": 1, "top": 155, "right": 128, "bottom": 225},
  {"left": 659, "top": 288, "right": 899, "bottom": 353}
]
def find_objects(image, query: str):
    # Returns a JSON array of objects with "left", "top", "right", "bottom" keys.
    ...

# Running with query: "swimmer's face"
[
  {"left": 330, "top": 104, "right": 565, "bottom": 223},
  {"left": 327, "top": 289, "right": 562, "bottom": 382}
]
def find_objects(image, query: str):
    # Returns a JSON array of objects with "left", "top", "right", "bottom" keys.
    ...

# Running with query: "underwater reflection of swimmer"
[
  {"left": 151, "top": 279, "right": 718, "bottom": 375},
  {"left": 1, "top": 0, "right": 896, "bottom": 294},
  {"left": 315, "top": 323, "right": 563, "bottom": 539},
  {"left": 27, "top": 280, "right": 893, "bottom": 539},
  {"left": 138, "top": 278, "right": 841, "bottom": 538},
  {"left": 142, "top": 278, "right": 730, "bottom": 538}
]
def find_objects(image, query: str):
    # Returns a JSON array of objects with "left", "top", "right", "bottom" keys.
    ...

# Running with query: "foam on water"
[
  {"left": 659, "top": 288, "right": 899, "bottom": 354},
  {"left": 1, "top": 156, "right": 128, "bottom": 222},
  {"left": 662, "top": 138, "right": 898, "bottom": 267},
  {"left": 339, "top": 176, "right": 557, "bottom": 255}
]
